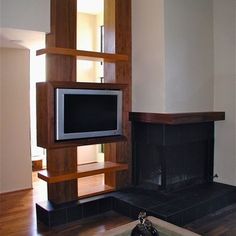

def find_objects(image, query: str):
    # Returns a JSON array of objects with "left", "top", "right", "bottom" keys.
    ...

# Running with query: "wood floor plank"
[{"left": 185, "top": 203, "right": 236, "bottom": 235}]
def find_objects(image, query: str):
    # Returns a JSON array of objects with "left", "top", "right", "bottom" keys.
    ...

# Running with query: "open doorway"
[{"left": 30, "top": 48, "right": 46, "bottom": 171}]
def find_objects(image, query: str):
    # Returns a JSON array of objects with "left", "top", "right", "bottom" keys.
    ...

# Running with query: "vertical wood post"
[
  {"left": 104, "top": 0, "right": 132, "bottom": 188},
  {"left": 46, "top": 0, "right": 78, "bottom": 204}
]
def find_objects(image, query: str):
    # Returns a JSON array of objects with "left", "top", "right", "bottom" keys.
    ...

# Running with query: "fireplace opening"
[{"left": 132, "top": 122, "right": 214, "bottom": 192}]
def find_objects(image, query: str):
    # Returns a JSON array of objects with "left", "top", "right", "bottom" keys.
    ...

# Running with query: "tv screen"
[{"left": 55, "top": 88, "right": 122, "bottom": 140}]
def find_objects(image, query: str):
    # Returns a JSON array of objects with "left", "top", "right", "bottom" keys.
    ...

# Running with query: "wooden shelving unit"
[
  {"left": 35, "top": 0, "right": 131, "bottom": 204},
  {"left": 36, "top": 47, "right": 128, "bottom": 62}
]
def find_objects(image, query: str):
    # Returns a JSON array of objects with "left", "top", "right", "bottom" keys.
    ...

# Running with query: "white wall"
[
  {"left": 164, "top": 0, "right": 214, "bottom": 112},
  {"left": 132, "top": 0, "right": 165, "bottom": 112},
  {"left": 132, "top": 0, "right": 236, "bottom": 186},
  {"left": 132, "top": 0, "right": 214, "bottom": 113},
  {"left": 77, "top": 13, "right": 97, "bottom": 83},
  {"left": 0, "top": 48, "right": 32, "bottom": 193},
  {"left": 0, "top": 46, "right": 2, "bottom": 191},
  {"left": 0, "top": 0, "right": 50, "bottom": 32},
  {"left": 213, "top": 0, "right": 236, "bottom": 185}
]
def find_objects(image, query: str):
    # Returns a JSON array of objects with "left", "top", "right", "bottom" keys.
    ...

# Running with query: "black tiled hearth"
[
  {"left": 111, "top": 182, "right": 236, "bottom": 226},
  {"left": 36, "top": 182, "right": 236, "bottom": 227}
]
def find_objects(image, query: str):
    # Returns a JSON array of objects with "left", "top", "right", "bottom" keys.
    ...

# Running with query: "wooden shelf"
[
  {"left": 36, "top": 47, "right": 128, "bottom": 62},
  {"left": 78, "top": 184, "right": 114, "bottom": 199},
  {"left": 129, "top": 112, "right": 225, "bottom": 125},
  {"left": 77, "top": 174, "right": 114, "bottom": 199},
  {"left": 38, "top": 161, "right": 128, "bottom": 184}
]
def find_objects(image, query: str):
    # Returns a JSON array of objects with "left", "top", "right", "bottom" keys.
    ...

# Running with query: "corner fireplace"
[{"left": 129, "top": 113, "right": 222, "bottom": 192}]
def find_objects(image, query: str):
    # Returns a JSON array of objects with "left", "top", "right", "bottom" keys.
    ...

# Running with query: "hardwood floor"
[
  {"left": 0, "top": 172, "right": 132, "bottom": 236},
  {"left": 185, "top": 203, "right": 236, "bottom": 236},
  {"left": 1, "top": 173, "right": 236, "bottom": 235}
]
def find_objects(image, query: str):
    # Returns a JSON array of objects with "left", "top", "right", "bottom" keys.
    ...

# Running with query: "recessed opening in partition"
[
  {"left": 76, "top": 0, "right": 105, "bottom": 185},
  {"left": 78, "top": 173, "right": 114, "bottom": 198}
]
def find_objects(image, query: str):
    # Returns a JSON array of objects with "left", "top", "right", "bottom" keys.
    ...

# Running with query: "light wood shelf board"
[
  {"left": 77, "top": 174, "right": 115, "bottom": 199},
  {"left": 38, "top": 161, "right": 128, "bottom": 183},
  {"left": 78, "top": 184, "right": 114, "bottom": 199},
  {"left": 36, "top": 47, "right": 128, "bottom": 62}
]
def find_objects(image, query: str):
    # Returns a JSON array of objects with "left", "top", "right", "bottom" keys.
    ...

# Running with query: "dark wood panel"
[
  {"left": 104, "top": 0, "right": 132, "bottom": 189},
  {"left": 46, "top": 148, "right": 77, "bottom": 173},
  {"left": 47, "top": 180, "right": 78, "bottom": 204},
  {"left": 129, "top": 112, "right": 225, "bottom": 125},
  {"left": 46, "top": 0, "right": 77, "bottom": 82},
  {"left": 46, "top": 55, "right": 76, "bottom": 82},
  {"left": 36, "top": 82, "right": 50, "bottom": 147},
  {"left": 46, "top": 0, "right": 76, "bottom": 49},
  {"left": 45, "top": 0, "right": 78, "bottom": 204}
]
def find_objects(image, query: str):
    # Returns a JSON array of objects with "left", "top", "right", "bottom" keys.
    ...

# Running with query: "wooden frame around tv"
[{"left": 36, "top": 81, "right": 128, "bottom": 149}]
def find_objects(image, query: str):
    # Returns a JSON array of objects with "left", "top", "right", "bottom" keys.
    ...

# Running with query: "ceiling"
[
  {"left": 0, "top": 0, "right": 103, "bottom": 50},
  {"left": 0, "top": 28, "right": 46, "bottom": 49}
]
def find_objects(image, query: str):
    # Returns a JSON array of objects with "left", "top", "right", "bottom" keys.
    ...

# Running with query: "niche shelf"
[
  {"left": 38, "top": 161, "right": 128, "bottom": 199},
  {"left": 36, "top": 47, "right": 128, "bottom": 62},
  {"left": 77, "top": 175, "right": 114, "bottom": 199},
  {"left": 38, "top": 161, "right": 128, "bottom": 183}
]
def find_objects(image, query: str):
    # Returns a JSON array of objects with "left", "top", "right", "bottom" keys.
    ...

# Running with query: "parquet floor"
[{"left": 1, "top": 172, "right": 236, "bottom": 236}]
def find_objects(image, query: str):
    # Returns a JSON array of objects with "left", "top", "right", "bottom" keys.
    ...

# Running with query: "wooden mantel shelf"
[
  {"left": 36, "top": 47, "right": 128, "bottom": 62},
  {"left": 129, "top": 112, "right": 225, "bottom": 125},
  {"left": 38, "top": 161, "right": 128, "bottom": 184}
]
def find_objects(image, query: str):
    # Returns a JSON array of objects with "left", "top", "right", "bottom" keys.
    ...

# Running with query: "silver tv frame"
[{"left": 55, "top": 88, "right": 123, "bottom": 140}]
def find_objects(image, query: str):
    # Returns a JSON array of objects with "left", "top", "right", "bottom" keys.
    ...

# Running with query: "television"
[{"left": 55, "top": 88, "right": 123, "bottom": 141}]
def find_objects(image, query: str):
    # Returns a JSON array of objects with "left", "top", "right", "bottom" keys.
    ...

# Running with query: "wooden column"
[
  {"left": 46, "top": 0, "right": 78, "bottom": 204},
  {"left": 104, "top": 0, "right": 132, "bottom": 188}
]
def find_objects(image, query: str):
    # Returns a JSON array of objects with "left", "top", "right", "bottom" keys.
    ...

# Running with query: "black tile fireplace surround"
[
  {"left": 37, "top": 112, "right": 236, "bottom": 228},
  {"left": 130, "top": 112, "right": 218, "bottom": 191}
]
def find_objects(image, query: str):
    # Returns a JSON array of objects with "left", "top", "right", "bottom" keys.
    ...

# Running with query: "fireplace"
[
  {"left": 130, "top": 113, "right": 218, "bottom": 192},
  {"left": 107, "top": 112, "right": 235, "bottom": 226}
]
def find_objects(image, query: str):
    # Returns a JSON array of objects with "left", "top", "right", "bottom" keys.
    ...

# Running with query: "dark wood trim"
[{"left": 129, "top": 112, "right": 225, "bottom": 125}]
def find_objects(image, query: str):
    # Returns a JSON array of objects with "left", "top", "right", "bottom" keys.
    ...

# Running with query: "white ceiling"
[
  {"left": 0, "top": 0, "right": 103, "bottom": 49},
  {"left": 0, "top": 28, "right": 46, "bottom": 49}
]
